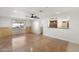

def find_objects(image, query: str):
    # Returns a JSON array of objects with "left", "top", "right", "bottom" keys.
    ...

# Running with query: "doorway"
[{"left": 11, "top": 18, "right": 26, "bottom": 35}]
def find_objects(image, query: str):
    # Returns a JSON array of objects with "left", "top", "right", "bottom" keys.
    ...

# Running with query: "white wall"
[
  {"left": 0, "top": 17, "right": 31, "bottom": 28},
  {"left": 0, "top": 18, "right": 12, "bottom": 27},
  {"left": 42, "top": 13, "right": 79, "bottom": 44}
]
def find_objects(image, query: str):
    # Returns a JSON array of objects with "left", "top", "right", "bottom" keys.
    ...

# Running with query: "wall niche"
[
  {"left": 58, "top": 20, "right": 69, "bottom": 29},
  {"left": 49, "top": 20, "right": 57, "bottom": 28},
  {"left": 49, "top": 17, "right": 69, "bottom": 29}
]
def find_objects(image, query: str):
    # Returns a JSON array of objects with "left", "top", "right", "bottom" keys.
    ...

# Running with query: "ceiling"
[{"left": 0, "top": 7, "right": 79, "bottom": 18}]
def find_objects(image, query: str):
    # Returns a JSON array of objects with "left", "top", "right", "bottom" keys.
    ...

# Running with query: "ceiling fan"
[{"left": 26, "top": 13, "right": 40, "bottom": 19}]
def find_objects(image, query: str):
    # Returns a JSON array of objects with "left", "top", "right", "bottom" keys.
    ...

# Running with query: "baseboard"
[{"left": 43, "top": 34, "right": 79, "bottom": 44}]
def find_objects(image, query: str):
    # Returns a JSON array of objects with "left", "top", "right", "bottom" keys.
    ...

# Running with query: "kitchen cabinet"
[{"left": 0, "top": 27, "right": 12, "bottom": 38}]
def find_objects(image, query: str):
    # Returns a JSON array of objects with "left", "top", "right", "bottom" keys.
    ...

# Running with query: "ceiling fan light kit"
[{"left": 30, "top": 14, "right": 39, "bottom": 19}]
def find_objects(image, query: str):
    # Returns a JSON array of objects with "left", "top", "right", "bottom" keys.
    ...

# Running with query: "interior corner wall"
[{"left": 42, "top": 14, "right": 79, "bottom": 44}]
